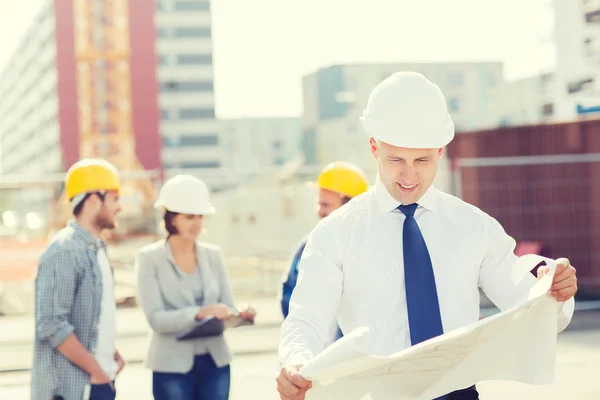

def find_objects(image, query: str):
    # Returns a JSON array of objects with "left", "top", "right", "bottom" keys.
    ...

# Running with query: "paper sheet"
[{"left": 299, "top": 255, "right": 559, "bottom": 400}]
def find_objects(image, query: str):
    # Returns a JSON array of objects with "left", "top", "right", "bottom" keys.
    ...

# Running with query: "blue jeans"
[
  {"left": 152, "top": 354, "right": 231, "bottom": 400},
  {"left": 89, "top": 382, "right": 116, "bottom": 400}
]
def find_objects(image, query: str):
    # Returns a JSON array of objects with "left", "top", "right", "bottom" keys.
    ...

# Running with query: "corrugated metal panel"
[{"left": 448, "top": 120, "right": 600, "bottom": 296}]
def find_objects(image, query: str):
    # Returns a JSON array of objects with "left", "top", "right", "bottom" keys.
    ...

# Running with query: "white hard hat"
[
  {"left": 360, "top": 71, "right": 455, "bottom": 148},
  {"left": 154, "top": 174, "right": 216, "bottom": 215}
]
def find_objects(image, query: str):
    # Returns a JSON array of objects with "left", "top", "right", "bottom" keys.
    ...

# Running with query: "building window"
[
  {"left": 272, "top": 140, "right": 282, "bottom": 149},
  {"left": 447, "top": 72, "right": 464, "bottom": 87},
  {"left": 164, "top": 161, "right": 220, "bottom": 169},
  {"left": 448, "top": 98, "right": 460, "bottom": 113},
  {"left": 161, "top": 109, "right": 171, "bottom": 120},
  {"left": 160, "top": 81, "right": 214, "bottom": 92},
  {"left": 498, "top": 117, "right": 510, "bottom": 127},
  {"left": 179, "top": 108, "right": 215, "bottom": 119},
  {"left": 541, "top": 103, "right": 554, "bottom": 116},
  {"left": 162, "top": 136, "right": 181, "bottom": 146},
  {"left": 567, "top": 77, "right": 594, "bottom": 93},
  {"left": 302, "top": 128, "right": 317, "bottom": 165},
  {"left": 163, "top": 135, "right": 218, "bottom": 146},
  {"left": 584, "top": 1, "right": 600, "bottom": 23},
  {"left": 159, "top": 54, "right": 212, "bottom": 66},
  {"left": 157, "top": 27, "right": 211, "bottom": 38},
  {"left": 181, "top": 135, "right": 218, "bottom": 146},
  {"left": 174, "top": 1, "right": 210, "bottom": 11},
  {"left": 177, "top": 54, "right": 212, "bottom": 65},
  {"left": 155, "top": 1, "right": 172, "bottom": 11}
]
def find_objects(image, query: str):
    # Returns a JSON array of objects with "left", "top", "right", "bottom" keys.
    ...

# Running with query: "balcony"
[{"left": 584, "top": 0, "right": 600, "bottom": 22}]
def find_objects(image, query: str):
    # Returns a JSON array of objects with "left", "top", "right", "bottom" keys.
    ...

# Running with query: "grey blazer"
[{"left": 135, "top": 239, "right": 236, "bottom": 373}]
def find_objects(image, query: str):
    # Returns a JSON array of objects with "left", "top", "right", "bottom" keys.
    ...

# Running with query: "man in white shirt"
[{"left": 276, "top": 72, "right": 578, "bottom": 400}]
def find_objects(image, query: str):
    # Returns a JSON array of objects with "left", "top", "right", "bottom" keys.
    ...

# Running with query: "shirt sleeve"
[
  {"left": 278, "top": 221, "right": 344, "bottom": 366},
  {"left": 478, "top": 214, "right": 574, "bottom": 332},
  {"left": 34, "top": 247, "right": 78, "bottom": 348}
]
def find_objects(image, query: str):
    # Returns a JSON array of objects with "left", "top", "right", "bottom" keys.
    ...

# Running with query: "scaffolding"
[{"left": 51, "top": 0, "right": 159, "bottom": 233}]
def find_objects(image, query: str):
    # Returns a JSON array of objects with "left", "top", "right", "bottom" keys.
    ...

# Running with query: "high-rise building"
[
  {"left": 0, "top": 0, "right": 225, "bottom": 231},
  {"left": 552, "top": 0, "right": 600, "bottom": 119},
  {"left": 220, "top": 117, "right": 301, "bottom": 170},
  {"left": 0, "top": 0, "right": 161, "bottom": 177},
  {"left": 155, "top": 0, "right": 222, "bottom": 179},
  {"left": 0, "top": 0, "right": 220, "bottom": 181}
]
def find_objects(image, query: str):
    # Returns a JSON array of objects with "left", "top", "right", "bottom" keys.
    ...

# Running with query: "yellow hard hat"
[
  {"left": 65, "top": 158, "right": 120, "bottom": 201},
  {"left": 317, "top": 161, "right": 369, "bottom": 198}
]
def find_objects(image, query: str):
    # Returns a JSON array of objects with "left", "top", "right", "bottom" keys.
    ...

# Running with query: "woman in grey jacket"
[{"left": 136, "top": 174, "right": 255, "bottom": 400}]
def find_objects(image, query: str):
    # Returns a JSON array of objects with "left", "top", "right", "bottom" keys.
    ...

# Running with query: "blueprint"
[{"left": 299, "top": 255, "right": 562, "bottom": 400}]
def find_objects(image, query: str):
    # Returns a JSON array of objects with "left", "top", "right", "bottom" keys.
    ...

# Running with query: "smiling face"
[
  {"left": 166, "top": 212, "right": 204, "bottom": 241},
  {"left": 370, "top": 137, "right": 442, "bottom": 204}
]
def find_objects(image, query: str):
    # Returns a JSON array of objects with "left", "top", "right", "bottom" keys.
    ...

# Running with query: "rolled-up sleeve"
[
  {"left": 135, "top": 252, "right": 200, "bottom": 334},
  {"left": 479, "top": 214, "right": 574, "bottom": 332},
  {"left": 279, "top": 220, "right": 344, "bottom": 366},
  {"left": 35, "top": 248, "right": 77, "bottom": 348}
]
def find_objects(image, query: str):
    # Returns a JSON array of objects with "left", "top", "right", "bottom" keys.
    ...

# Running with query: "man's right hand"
[
  {"left": 276, "top": 364, "right": 312, "bottom": 400},
  {"left": 90, "top": 369, "right": 114, "bottom": 391}
]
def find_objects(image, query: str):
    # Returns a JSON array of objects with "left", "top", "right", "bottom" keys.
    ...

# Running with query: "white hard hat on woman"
[
  {"left": 154, "top": 174, "right": 216, "bottom": 215},
  {"left": 137, "top": 173, "right": 256, "bottom": 400}
]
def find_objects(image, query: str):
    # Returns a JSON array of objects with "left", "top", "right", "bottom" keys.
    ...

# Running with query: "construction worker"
[
  {"left": 276, "top": 72, "right": 578, "bottom": 400},
  {"left": 280, "top": 162, "right": 368, "bottom": 341},
  {"left": 31, "top": 159, "right": 124, "bottom": 400},
  {"left": 136, "top": 174, "right": 256, "bottom": 400}
]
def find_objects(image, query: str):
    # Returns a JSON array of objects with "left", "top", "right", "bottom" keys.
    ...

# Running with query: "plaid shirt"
[{"left": 31, "top": 221, "right": 110, "bottom": 400}]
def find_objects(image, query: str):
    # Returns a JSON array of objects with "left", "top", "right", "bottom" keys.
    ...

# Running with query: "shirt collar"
[
  {"left": 373, "top": 178, "right": 439, "bottom": 213},
  {"left": 68, "top": 220, "right": 105, "bottom": 250},
  {"left": 164, "top": 239, "right": 200, "bottom": 277}
]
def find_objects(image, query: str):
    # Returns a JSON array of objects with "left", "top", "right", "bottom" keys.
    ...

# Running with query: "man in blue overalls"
[{"left": 280, "top": 162, "right": 369, "bottom": 341}]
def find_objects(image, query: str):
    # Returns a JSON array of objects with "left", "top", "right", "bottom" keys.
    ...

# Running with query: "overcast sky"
[{"left": 0, "top": 0, "right": 555, "bottom": 118}]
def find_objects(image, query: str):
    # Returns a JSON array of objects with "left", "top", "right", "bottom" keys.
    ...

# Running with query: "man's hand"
[
  {"left": 537, "top": 258, "right": 577, "bottom": 302},
  {"left": 90, "top": 369, "right": 114, "bottom": 391},
  {"left": 114, "top": 351, "right": 125, "bottom": 376},
  {"left": 276, "top": 364, "right": 312, "bottom": 400}
]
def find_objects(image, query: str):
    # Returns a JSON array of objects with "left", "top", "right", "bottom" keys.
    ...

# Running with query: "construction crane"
[{"left": 52, "top": 0, "right": 158, "bottom": 236}]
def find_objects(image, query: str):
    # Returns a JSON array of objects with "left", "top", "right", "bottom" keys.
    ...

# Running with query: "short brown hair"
[{"left": 73, "top": 192, "right": 105, "bottom": 216}]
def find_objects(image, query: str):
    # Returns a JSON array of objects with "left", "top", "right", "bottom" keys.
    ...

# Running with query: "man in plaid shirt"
[{"left": 32, "top": 159, "right": 125, "bottom": 400}]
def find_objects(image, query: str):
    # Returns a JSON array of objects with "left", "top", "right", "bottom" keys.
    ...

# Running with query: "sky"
[{"left": 0, "top": 0, "right": 556, "bottom": 118}]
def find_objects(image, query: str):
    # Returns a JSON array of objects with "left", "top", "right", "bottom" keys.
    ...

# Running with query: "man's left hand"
[
  {"left": 114, "top": 351, "right": 125, "bottom": 376},
  {"left": 538, "top": 258, "right": 577, "bottom": 302}
]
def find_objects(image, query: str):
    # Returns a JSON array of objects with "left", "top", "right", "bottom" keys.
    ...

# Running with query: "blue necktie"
[{"left": 399, "top": 203, "right": 444, "bottom": 346}]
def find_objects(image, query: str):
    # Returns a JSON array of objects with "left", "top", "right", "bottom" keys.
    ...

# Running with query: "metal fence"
[{"left": 452, "top": 151, "right": 600, "bottom": 297}]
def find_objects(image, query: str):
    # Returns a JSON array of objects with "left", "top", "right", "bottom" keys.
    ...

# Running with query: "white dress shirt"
[
  {"left": 279, "top": 179, "right": 574, "bottom": 366},
  {"left": 95, "top": 247, "right": 118, "bottom": 379}
]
